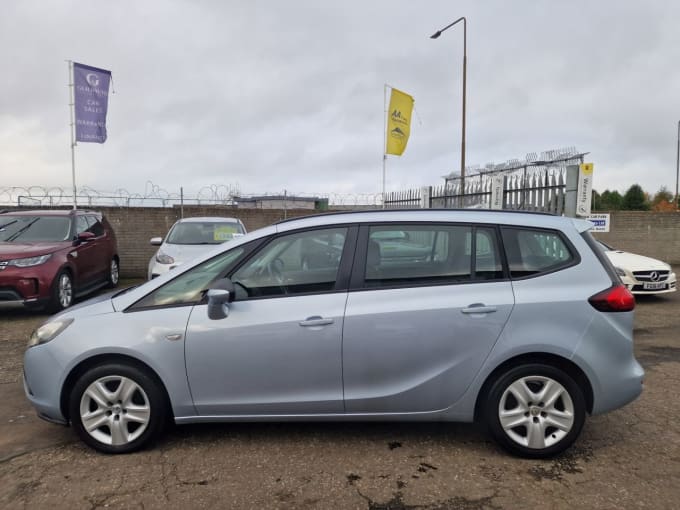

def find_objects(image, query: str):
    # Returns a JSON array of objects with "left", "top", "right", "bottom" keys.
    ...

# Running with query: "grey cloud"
[{"left": 1, "top": 0, "right": 679, "bottom": 198}]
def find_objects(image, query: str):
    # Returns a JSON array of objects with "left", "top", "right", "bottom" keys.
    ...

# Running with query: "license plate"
[{"left": 643, "top": 282, "right": 666, "bottom": 290}]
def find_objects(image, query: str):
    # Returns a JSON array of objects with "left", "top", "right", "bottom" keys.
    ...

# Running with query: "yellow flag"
[{"left": 385, "top": 88, "right": 414, "bottom": 156}]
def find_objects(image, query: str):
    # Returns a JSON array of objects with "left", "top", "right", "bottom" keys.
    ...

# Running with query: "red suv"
[{"left": 0, "top": 209, "right": 119, "bottom": 312}]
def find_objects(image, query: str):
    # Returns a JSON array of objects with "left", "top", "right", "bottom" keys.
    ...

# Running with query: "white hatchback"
[
  {"left": 599, "top": 242, "right": 677, "bottom": 295},
  {"left": 148, "top": 217, "right": 246, "bottom": 279}
]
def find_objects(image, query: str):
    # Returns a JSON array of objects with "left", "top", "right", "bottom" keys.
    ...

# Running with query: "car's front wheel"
[
  {"left": 484, "top": 363, "right": 586, "bottom": 458},
  {"left": 107, "top": 257, "right": 120, "bottom": 288},
  {"left": 48, "top": 270, "right": 73, "bottom": 312},
  {"left": 69, "top": 363, "right": 167, "bottom": 453}
]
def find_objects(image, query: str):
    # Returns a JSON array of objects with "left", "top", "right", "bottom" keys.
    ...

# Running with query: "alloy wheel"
[
  {"left": 498, "top": 375, "right": 575, "bottom": 449},
  {"left": 58, "top": 273, "right": 73, "bottom": 308},
  {"left": 79, "top": 376, "right": 151, "bottom": 446},
  {"left": 110, "top": 259, "right": 119, "bottom": 285}
]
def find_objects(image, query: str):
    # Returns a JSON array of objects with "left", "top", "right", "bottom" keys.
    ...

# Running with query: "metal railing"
[{"left": 385, "top": 148, "right": 586, "bottom": 214}]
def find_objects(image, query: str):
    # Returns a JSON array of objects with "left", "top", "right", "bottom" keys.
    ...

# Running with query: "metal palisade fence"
[{"left": 384, "top": 148, "right": 586, "bottom": 215}]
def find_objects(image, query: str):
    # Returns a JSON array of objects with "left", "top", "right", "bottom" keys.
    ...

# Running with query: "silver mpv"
[{"left": 24, "top": 210, "right": 644, "bottom": 458}]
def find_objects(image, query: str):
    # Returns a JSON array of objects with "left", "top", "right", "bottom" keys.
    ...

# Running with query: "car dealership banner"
[
  {"left": 73, "top": 62, "right": 112, "bottom": 143},
  {"left": 385, "top": 87, "right": 414, "bottom": 156},
  {"left": 576, "top": 163, "right": 594, "bottom": 216}
]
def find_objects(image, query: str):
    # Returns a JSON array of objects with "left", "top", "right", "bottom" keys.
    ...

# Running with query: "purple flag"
[{"left": 73, "top": 62, "right": 112, "bottom": 143}]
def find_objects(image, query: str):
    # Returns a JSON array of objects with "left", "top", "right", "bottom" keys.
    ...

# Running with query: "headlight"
[
  {"left": 28, "top": 318, "right": 74, "bottom": 348},
  {"left": 9, "top": 254, "right": 52, "bottom": 267},
  {"left": 615, "top": 267, "right": 626, "bottom": 277},
  {"left": 155, "top": 251, "right": 174, "bottom": 264}
]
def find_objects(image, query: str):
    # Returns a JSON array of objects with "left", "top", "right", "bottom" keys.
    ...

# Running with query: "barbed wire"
[{"left": 0, "top": 181, "right": 383, "bottom": 208}]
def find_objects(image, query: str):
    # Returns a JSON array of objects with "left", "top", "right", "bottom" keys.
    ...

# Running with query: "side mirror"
[
  {"left": 77, "top": 231, "right": 95, "bottom": 242},
  {"left": 206, "top": 278, "right": 236, "bottom": 320},
  {"left": 150, "top": 237, "right": 163, "bottom": 246}
]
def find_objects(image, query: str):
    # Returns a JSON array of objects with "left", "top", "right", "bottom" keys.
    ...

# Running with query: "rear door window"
[
  {"left": 501, "top": 227, "right": 576, "bottom": 278},
  {"left": 361, "top": 224, "right": 504, "bottom": 288}
]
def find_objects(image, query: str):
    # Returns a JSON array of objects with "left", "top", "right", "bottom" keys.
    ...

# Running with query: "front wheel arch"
[
  {"left": 474, "top": 353, "right": 594, "bottom": 423},
  {"left": 60, "top": 354, "right": 172, "bottom": 424}
]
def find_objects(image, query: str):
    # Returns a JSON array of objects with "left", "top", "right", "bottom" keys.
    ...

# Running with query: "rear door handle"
[
  {"left": 461, "top": 305, "right": 497, "bottom": 314},
  {"left": 299, "top": 316, "right": 335, "bottom": 327}
]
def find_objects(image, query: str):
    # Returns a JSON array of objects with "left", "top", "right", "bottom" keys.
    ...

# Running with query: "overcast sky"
[{"left": 1, "top": 1, "right": 679, "bottom": 201}]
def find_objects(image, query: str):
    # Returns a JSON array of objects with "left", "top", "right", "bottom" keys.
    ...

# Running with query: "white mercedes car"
[
  {"left": 599, "top": 241, "right": 677, "bottom": 295},
  {"left": 148, "top": 217, "right": 246, "bottom": 279}
]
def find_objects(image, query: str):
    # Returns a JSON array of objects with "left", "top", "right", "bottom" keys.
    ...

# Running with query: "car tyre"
[
  {"left": 69, "top": 363, "right": 167, "bottom": 454},
  {"left": 107, "top": 257, "right": 120, "bottom": 288},
  {"left": 484, "top": 363, "right": 586, "bottom": 459},
  {"left": 48, "top": 270, "right": 74, "bottom": 313}
]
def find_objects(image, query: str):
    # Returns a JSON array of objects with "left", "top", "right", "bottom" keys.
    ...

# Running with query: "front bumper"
[
  {"left": 0, "top": 262, "right": 57, "bottom": 305},
  {"left": 148, "top": 259, "right": 181, "bottom": 280},
  {"left": 23, "top": 345, "right": 68, "bottom": 425},
  {"left": 620, "top": 272, "right": 677, "bottom": 295}
]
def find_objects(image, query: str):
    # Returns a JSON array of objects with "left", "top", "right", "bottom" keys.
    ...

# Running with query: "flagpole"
[
  {"left": 67, "top": 60, "right": 77, "bottom": 210},
  {"left": 382, "top": 84, "right": 388, "bottom": 209}
]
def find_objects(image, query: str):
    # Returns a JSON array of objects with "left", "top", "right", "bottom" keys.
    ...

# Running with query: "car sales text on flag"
[{"left": 73, "top": 62, "right": 112, "bottom": 143}]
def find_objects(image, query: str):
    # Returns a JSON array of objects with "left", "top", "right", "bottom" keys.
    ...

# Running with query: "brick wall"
[
  {"left": 593, "top": 211, "right": 680, "bottom": 265},
  {"left": 1, "top": 205, "right": 330, "bottom": 278},
  {"left": 4, "top": 206, "right": 679, "bottom": 276},
  {"left": 102, "top": 206, "right": 329, "bottom": 277}
]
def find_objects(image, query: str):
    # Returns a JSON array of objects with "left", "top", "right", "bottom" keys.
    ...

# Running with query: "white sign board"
[
  {"left": 586, "top": 213, "right": 610, "bottom": 232},
  {"left": 576, "top": 163, "right": 594, "bottom": 217},
  {"left": 490, "top": 174, "right": 504, "bottom": 210}
]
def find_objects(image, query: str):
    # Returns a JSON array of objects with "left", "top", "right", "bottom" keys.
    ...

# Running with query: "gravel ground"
[{"left": 1, "top": 277, "right": 679, "bottom": 509}]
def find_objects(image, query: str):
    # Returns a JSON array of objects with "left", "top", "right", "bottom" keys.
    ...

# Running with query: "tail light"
[{"left": 589, "top": 285, "right": 635, "bottom": 312}]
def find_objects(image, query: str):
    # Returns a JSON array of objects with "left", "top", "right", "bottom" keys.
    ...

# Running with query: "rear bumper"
[{"left": 571, "top": 311, "right": 645, "bottom": 415}]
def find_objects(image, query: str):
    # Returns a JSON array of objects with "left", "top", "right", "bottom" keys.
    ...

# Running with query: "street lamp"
[
  {"left": 676, "top": 120, "right": 679, "bottom": 210},
  {"left": 431, "top": 17, "right": 467, "bottom": 206}
]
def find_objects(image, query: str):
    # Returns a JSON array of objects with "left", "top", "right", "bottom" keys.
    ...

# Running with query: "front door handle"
[
  {"left": 461, "top": 304, "right": 497, "bottom": 314},
  {"left": 299, "top": 316, "right": 335, "bottom": 327}
]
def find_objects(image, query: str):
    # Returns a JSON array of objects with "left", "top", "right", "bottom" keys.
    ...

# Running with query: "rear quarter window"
[{"left": 501, "top": 227, "right": 577, "bottom": 278}]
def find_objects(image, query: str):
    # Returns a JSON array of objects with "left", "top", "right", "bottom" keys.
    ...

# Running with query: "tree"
[
  {"left": 621, "top": 184, "right": 650, "bottom": 211},
  {"left": 651, "top": 186, "right": 674, "bottom": 211},
  {"left": 596, "top": 189, "right": 623, "bottom": 210},
  {"left": 591, "top": 190, "right": 601, "bottom": 211}
]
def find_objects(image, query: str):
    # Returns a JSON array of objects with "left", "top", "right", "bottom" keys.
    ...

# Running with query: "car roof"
[
  {"left": 275, "top": 209, "right": 589, "bottom": 233},
  {"left": 176, "top": 217, "right": 242, "bottom": 223}
]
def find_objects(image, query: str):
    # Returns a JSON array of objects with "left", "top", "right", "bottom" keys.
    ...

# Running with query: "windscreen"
[
  {"left": 0, "top": 216, "right": 72, "bottom": 242},
  {"left": 165, "top": 222, "right": 243, "bottom": 245}
]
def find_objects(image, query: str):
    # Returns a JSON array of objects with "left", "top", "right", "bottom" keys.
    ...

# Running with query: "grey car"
[{"left": 23, "top": 210, "right": 643, "bottom": 458}]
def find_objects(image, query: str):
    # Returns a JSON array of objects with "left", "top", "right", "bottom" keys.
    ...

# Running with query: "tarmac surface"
[{"left": 1, "top": 277, "right": 679, "bottom": 509}]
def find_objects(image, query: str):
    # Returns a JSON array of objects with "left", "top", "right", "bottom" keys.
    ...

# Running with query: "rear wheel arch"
[
  {"left": 60, "top": 354, "right": 172, "bottom": 423},
  {"left": 474, "top": 352, "right": 594, "bottom": 422}
]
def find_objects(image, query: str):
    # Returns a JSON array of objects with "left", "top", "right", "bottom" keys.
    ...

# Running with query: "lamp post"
[
  {"left": 676, "top": 120, "right": 679, "bottom": 210},
  {"left": 431, "top": 17, "right": 467, "bottom": 206}
]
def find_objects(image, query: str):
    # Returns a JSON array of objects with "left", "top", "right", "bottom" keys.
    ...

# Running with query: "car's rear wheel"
[
  {"left": 69, "top": 363, "right": 167, "bottom": 454},
  {"left": 484, "top": 363, "right": 586, "bottom": 458},
  {"left": 107, "top": 257, "right": 119, "bottom": 288},
  {"left": 48, "top": 271, "right": 73, "bottom": 312}
]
